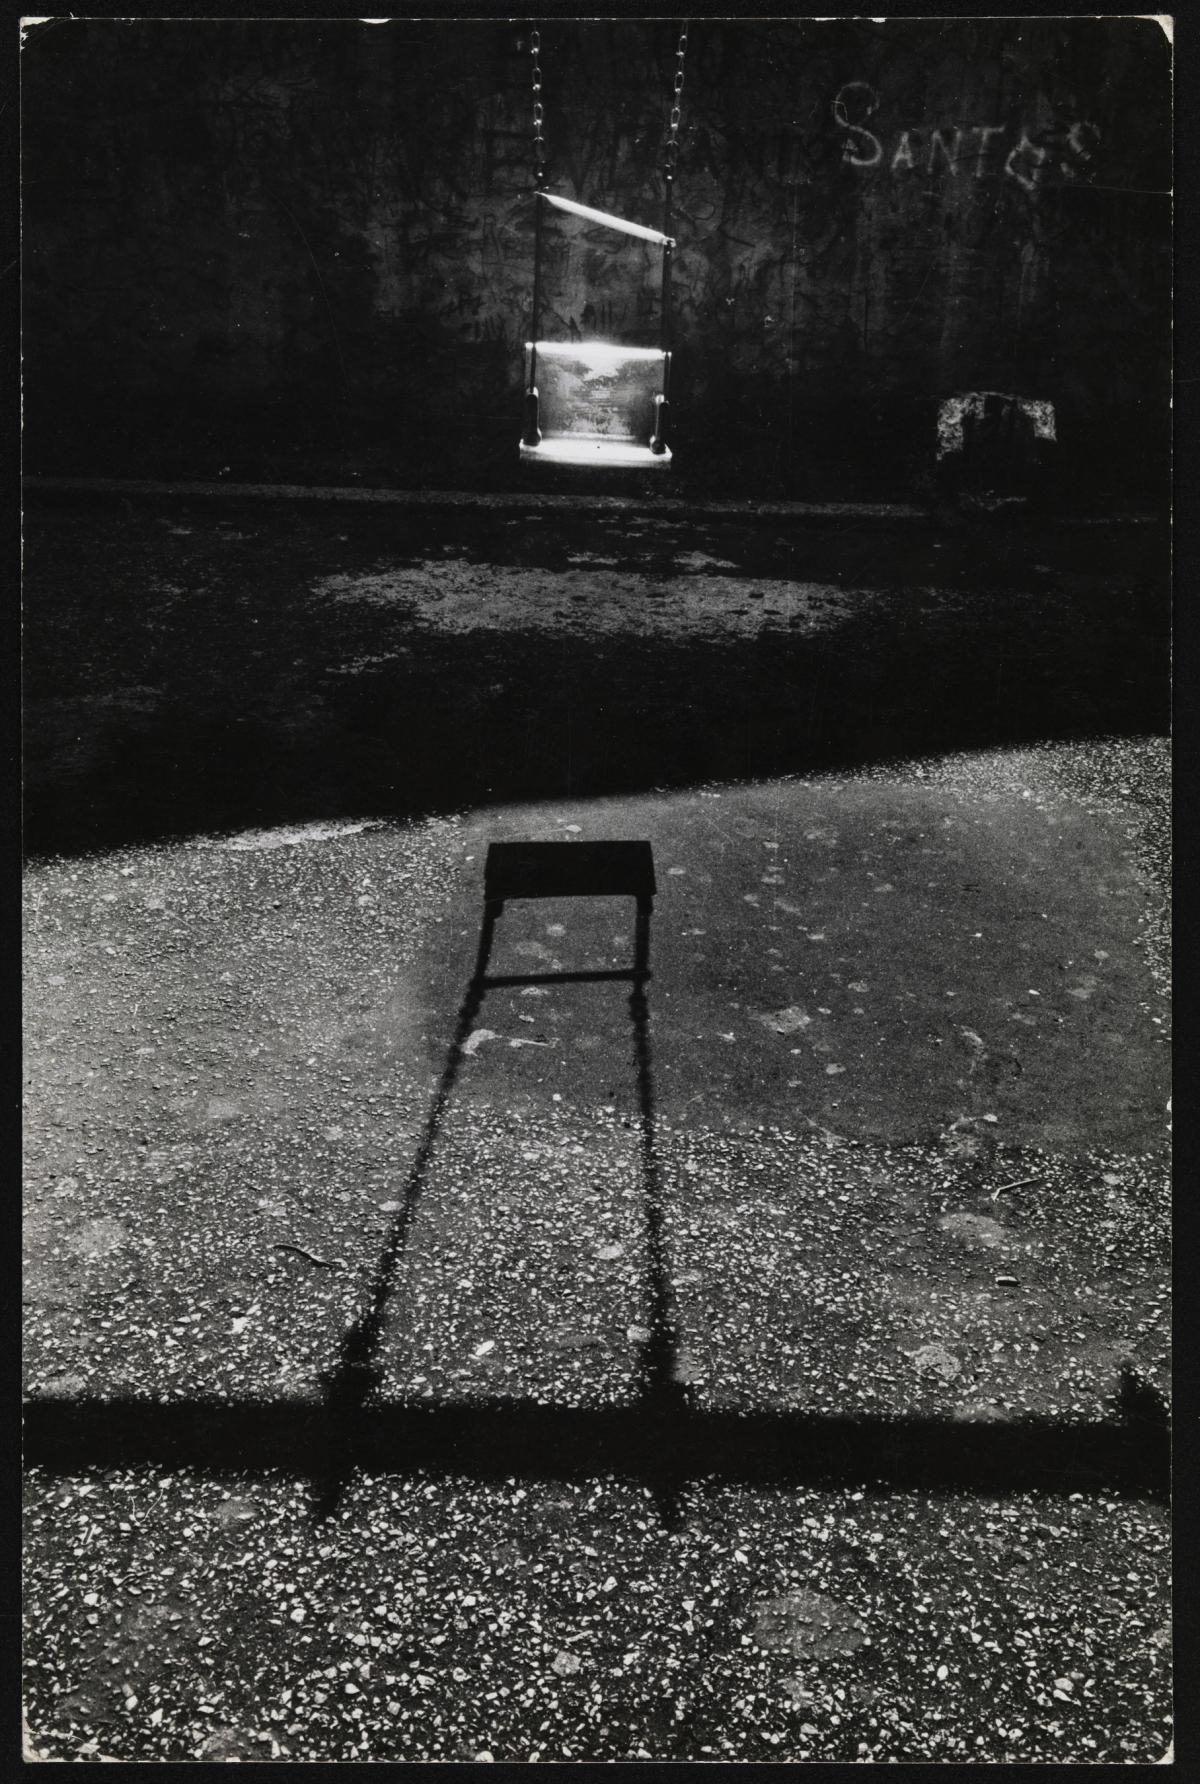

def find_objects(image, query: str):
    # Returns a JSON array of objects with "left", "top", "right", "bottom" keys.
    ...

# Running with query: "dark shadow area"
[
  {"left": 23, "top": 1370, "right": 1169, "bottom": 1502},
  {"left": 21, "top": 497, "right": 1169, "bottom": 859}
]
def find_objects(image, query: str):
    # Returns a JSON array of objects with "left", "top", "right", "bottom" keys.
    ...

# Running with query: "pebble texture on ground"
[
  {"left": 24, "top": 1472, "right": 1168, "bottom": 1764},
  {"left": 23, "top": 732, "right": 1169, "bottom": 1763}
]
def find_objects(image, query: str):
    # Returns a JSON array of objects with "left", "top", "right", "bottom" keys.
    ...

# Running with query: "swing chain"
[
  {"left": 530, "top": 28, "right": 546, "bottom": 184},
  {"left": 664, "top": 21, "right": 689, "bottom": 177}
]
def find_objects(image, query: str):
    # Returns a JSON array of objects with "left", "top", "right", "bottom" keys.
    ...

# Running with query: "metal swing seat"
[
  {"left": 521, "top": 198, "right": 674, "bottom": 469},
  {"left": 519, "top": 26, "right": 687, "bottom": 471}
]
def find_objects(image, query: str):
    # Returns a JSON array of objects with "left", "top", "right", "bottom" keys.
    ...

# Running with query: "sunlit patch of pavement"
[{"left": 22, "top": 740, "right": 1169, "bottom": 1761}]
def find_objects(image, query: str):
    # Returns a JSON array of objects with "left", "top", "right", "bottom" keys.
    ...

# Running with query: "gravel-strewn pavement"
[{"left": 24, "top": 748, "right": 1169, "bottom": 1763}]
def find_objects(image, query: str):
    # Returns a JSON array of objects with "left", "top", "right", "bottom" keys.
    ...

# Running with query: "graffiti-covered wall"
[{"left": 21, "top": 16, "right": 1170, "bottom": 499}]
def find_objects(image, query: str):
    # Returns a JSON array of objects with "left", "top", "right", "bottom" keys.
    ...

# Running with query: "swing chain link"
[
  {"left": 530, "top": 27, "right": 546, "bottom": 183},
  {"left": 664, "top": 21, "right": 689, "bottom": 178}
]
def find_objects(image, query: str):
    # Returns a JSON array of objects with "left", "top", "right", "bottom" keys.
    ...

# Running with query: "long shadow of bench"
[
  {"left": 23, "top": 1375, "right": 1169, "bottom": 1498},
  {"left": 23, "top": 844, "right": 1170, "bottom": 1515}
]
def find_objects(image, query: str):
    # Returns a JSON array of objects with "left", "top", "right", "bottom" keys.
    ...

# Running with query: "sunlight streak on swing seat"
[
  {"left": 539, "top": 191, "right": 674, "bottom": 246},
  {"left": 527, "top": 341, "right": 667, "bottom": 371}
]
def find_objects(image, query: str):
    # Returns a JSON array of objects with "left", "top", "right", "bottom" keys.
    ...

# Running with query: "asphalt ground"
[{"left": 21, "top": 496, "right": 1171, "bottom": 1763}]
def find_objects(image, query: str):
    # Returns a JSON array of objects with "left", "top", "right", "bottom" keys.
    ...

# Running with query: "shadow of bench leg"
[
  {"left": 471, "top": 903, "right": 501, "bottom": 988},
  {"left": 634, "top": 897, "right": 653, "bottom": 981}
]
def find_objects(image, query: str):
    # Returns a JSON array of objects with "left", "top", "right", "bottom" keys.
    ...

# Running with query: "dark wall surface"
[{"left": 21, "top": 16, "right": 1171, "bottom": 500}]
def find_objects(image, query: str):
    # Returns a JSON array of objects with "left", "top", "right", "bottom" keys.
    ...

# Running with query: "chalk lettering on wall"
[
  {"left": 832, "top": 83, "right": 1099, "bottom": 191},
  {"left": 1003, "top": 131, "right": 1049, "bottom": 192},
  {"left": 972, "top": 125, "right": 1007, "bottom": 177},
  {"left": 832, "top": 81, "right": 883, "bottom": 167},
  {"left": 1063, "top": 119, "right": 1102, "bottom": 176},
  {"left": 891, "top": 131, "right": 916, "bottom": 171},
  {"left": 927, "top": 129, "right": 963, "bottom": 175}
]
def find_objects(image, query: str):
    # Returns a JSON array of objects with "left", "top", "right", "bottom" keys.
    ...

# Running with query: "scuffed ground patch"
[
  {"left": 860, "top": 737, "right": 1170, "bottom": 999},
  {"left": 317, "top": 559, "right": 878, "bottom": 641},
  {"left": 221, "top": 820, "right": 381, "bottom": 853}
]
